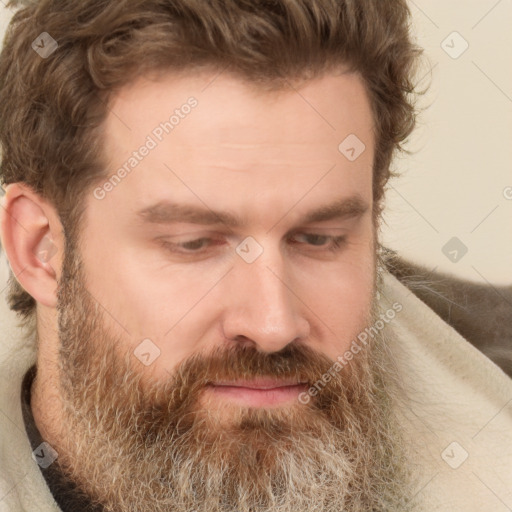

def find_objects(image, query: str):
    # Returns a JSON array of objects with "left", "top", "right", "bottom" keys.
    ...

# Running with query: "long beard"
[{"left": 50, "top": 246, "right": 415, "bottom": 512}]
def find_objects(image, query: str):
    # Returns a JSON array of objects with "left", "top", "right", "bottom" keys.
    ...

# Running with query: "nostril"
[{"left": 232, "top": 335, "right": 256, "bottom": 348}]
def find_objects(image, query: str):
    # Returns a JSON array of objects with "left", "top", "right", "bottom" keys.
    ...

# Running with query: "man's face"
[
  {"left": 85, "top": 69, "right": 376, "bottom": 380},
  {"left": 42, "top": 70, "right": 411, "bottom": 510}
]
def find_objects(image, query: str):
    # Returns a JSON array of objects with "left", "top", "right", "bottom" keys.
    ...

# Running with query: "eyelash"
[
  {"left": 159, "top": 233, "right": 347, "bottom": 255},
  {"left": 290, "top": 233, "right": 346, "bottom": 252}
]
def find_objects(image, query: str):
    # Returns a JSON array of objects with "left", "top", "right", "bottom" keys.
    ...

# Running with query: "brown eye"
[
  {"left": 289, "top": 233, "right": 346, "bottom": 252},
  {"left": 180, "top": 238, "right": 212, "bottom": 251},
  {"left": 160, "top": 237, "right": 220, "bottom": 254}
]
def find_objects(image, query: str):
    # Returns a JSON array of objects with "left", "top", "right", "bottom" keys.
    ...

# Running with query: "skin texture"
[
  {"left": 0, "top": 70, "right": 416, "bottom": 510},
  {"left": 29, "top": 69, "right": 377, "bottom": 396}
]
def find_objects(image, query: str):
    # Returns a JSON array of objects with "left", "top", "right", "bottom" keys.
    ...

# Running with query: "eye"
[
  {"left": 178, "top": 238, "right": 212, "bottom": 251},
  {"left": 289, "top": 233, "right": 346, "bottom": 252},
  {"left": 159, "top": 237, "right": 221, "bottom": 254}
]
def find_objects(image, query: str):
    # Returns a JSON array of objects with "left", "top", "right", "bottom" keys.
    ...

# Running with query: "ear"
[{"left": 0, "top": 183, "right": 64, "bottom": 309}]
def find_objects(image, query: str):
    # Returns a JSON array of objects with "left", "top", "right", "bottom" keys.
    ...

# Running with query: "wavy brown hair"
[{"left": 0, "top": 0, "right": 423, "bottom": 323}]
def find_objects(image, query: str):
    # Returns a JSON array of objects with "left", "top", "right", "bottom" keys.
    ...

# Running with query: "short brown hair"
[{"left": 0, "top": 0, "right": 423, "bottom": 323}]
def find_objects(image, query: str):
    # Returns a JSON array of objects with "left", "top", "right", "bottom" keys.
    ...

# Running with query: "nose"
[{"left": 221, "top": 248, "right": 310, "bottom": 353}]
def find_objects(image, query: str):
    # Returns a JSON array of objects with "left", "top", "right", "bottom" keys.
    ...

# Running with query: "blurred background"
[{"left": 0, "top": 0, "right": 511, "bottom": 285}]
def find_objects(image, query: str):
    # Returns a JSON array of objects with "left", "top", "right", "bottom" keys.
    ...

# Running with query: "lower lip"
[{"left": 205, "top": 384, "right": 307, "bottom": 407}]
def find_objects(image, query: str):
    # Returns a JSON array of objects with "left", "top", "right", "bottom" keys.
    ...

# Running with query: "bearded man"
[{"left": 0, "top": 1, "right": 511, "bottom": 511}]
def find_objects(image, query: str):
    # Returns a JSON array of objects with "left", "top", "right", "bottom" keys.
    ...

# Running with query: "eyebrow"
[{"left": 136, "top": 195, "right": 369, "bottom": 229}]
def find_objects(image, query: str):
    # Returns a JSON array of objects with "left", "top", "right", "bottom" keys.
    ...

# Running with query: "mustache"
[
  {"left": 164, "top": 342, "right": 338, "bottom": 397},
  {"left": 131, "top": 341, "right": 369, "bottom": 421}
]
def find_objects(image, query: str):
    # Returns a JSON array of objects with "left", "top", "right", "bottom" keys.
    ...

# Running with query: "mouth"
[{"left": 205, "top": 378, "right": 309, "bottom": 407}]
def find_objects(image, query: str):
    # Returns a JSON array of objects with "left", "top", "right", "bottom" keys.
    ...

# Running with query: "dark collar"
[{"left": 20, "top": 365, "right": 105, "bottom": 512}]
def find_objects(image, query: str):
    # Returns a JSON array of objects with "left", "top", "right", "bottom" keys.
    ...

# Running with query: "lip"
[
  {"left": 205, "top": 378, "right": 308, "bottom": 407},
  {"left": 210, "top": 378, "right": 306, "bottom": 389}
]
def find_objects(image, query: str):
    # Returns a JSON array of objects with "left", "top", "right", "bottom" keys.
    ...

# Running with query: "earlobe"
[{"left": 0, "top": 183, "right": 63, "bottom": 309}]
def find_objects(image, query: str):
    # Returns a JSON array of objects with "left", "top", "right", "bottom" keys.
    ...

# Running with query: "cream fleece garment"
[
  {"left": 0, "top": 258, "right": 511, "bottom": 511},
  {"left": 381, "top": 270, "right": 512, "bottom": 511}
]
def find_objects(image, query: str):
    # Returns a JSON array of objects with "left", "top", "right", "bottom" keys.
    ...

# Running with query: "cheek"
[
  {"left": 84, "top": 252, "right": 228, "bottom": 377},
  {"left": 313, "top": 273, "right": 374, "bottom": 359},
  {"left": 78, "top": 238, "right": 199, "bottom": 364},
  {"left": 299, "top": 241, "right": 375, "bottom": 359}
]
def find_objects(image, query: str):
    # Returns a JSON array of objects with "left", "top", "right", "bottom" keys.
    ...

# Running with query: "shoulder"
[{"left": 382, "top": 247, "right": 512, "bottom": 378}]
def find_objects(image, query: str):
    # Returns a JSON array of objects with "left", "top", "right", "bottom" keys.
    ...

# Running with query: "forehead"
[
  {"left": 105, "top": 68, "right": 374, "bottom": 152},
  {"left": 96, "top": 69, "right": 375, "bottom": 222}
]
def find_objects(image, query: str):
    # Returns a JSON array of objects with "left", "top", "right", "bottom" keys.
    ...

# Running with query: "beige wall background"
[
  {"left": 0, "top": 1, "right": 511, "bottom": 285},
  {"left": 382, "top": 0, "right": 512, "bottom": 285}
]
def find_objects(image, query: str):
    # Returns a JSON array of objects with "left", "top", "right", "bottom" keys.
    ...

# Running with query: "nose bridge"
[
  {"left": 250, "top": 258, "right": 291, "bottom": 322},
  {"left": 222, "top": 245, "right": 309, "bottom": 351}
]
